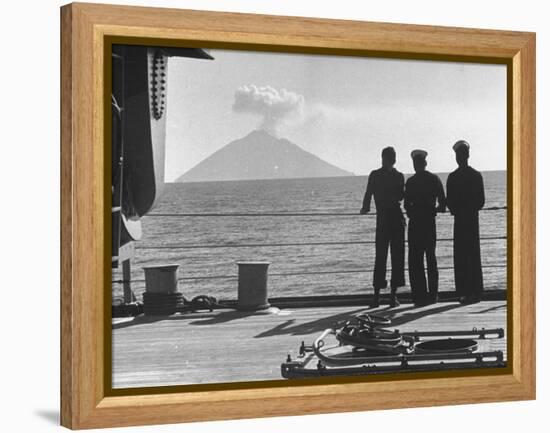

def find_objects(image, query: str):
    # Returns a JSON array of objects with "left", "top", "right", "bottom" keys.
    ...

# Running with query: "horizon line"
[{"left": 167, "top": 169, "right": 506, "bottom": 185}]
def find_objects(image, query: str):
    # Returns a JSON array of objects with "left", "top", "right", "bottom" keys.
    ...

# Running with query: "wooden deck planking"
[{"left": 112, "top": 301, "right": 507, "bottom": 388}]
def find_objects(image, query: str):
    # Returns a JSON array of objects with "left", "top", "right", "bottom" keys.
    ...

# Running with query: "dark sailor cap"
[
  {"left": 410, "top": 149, "right": 428, "bottom": 160},
  {"left": 453, "top": 140, "right": 470, "bottom": 152}
]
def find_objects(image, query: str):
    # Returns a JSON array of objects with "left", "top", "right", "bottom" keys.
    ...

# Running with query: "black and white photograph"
[{"left": 110, "top": 44, "right": 508, "bottom": 388}]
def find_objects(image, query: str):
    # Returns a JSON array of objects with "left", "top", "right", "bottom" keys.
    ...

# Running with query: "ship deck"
[{"left": 112, "top": 299, "right": 507, "bottom": 388}]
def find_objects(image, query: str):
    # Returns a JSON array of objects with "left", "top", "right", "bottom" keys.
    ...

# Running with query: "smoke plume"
[{"left": 232, "top": 85, "right": 304, "bottom": 135}]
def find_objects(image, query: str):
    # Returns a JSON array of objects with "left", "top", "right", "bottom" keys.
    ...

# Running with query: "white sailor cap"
[
  {"left": 410, "top": 149, "right": 428, "bottom": 160},
  {"left": 453, "top": 140, "right": 470, "bottom": 152}
]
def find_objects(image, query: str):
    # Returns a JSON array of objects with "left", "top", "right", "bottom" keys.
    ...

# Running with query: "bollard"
[
  {"left": 141, "top": 264, "right": 182, "bottom": 316},
  {"left": 143, "top": 264, "right": 180, "bottom": 293},
  {"left": 237, "top": 261, "right": 270, "bottom": 311}
]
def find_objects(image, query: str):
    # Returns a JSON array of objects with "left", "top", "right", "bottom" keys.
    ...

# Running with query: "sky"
[{"left": 163, "top": 49, "right": 507, "bottom": 182}]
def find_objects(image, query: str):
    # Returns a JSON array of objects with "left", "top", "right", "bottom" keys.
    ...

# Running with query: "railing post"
[{"left": 122, "top": 259, "right": 134, "bottom": 303}]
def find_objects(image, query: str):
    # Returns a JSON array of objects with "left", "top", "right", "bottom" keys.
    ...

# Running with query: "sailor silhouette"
[
  {"left": 404, "top": 150, "right": 446, "bottom": 307},
  {"left": 360, "top": 147, "right": 405, "bottom": 308},
  {"left": 446, "top": 140, "right": 485, "bottom": 304}
]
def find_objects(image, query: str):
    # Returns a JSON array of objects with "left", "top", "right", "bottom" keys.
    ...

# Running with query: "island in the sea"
[{"left": 175, "top": 129, "right": 354, "bottom": 183}]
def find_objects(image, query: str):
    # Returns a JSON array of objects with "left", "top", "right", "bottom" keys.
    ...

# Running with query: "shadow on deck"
[{"left": 112, "top": 300, "right": 507, "bottom": 388}]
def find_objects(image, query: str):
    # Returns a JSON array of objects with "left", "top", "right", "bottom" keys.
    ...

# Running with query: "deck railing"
[
  {"left": 145, "top": 205, "right": 506, "bottom": 218},
  {"left": 112, "top": 206, "right": 507, "bottom": 287}
]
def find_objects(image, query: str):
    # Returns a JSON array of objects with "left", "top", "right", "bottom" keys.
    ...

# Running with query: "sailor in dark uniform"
[
  {"left": 404, "top": 150, "right": 446, "bottom": 306},
  {"left": 360, "top": 147, "right": 405, "bottom": 308},
  {"left": 446, "top": 140, "right": 485, "bottom": 304}
]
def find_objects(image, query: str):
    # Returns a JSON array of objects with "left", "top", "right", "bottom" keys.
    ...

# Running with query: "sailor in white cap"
[
  {"left": 446, "top": 140, "right": 485, "bottom": 304},
  {"left": 404, "top": 149, "right": 446, "bottom": 306}
]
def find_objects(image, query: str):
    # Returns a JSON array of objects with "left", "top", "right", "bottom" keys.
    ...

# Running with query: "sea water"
[{"left": 112, "top": 171, "right": 506, "bottom": 301}]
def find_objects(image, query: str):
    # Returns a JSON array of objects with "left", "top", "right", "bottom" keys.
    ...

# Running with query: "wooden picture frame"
[{"left": 60, "top": 2, "right": 535, "bottom": 429}]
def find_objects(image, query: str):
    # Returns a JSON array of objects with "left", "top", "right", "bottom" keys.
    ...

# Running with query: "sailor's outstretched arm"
[{"left": 360, "top": 172, "right": 374, "bottom": 214}]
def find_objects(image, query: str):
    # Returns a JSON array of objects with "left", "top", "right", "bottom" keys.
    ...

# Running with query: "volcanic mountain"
[{"left": 175, "top": 130, "right": 354, "bottom": 183}]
